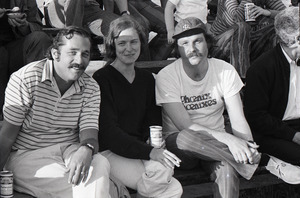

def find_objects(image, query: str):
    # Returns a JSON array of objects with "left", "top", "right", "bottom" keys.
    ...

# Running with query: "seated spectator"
[
  {"left": 0, "top": 26, "right": 111, "bottom": 198},
  {"left": 0, "top": 0, "right": 51, "bottom": 120},
  {"left": 126, "top": 0, "right": 174, "bottom": 60},
  {"left": 210, "top": 0, "right": 286, "bottom": 78},
  {"left": 93, "top": 16, "right": 183, "bottom": 198},
  {"left": 42, "top": 0, "right": 121, "bottom": 37},
  {"left": 156, "top": 17, "right": 300, "bottom": 198},
  {"left": 244, "top": 6, "right": 300, "bottom": 178},
  {"left": 164, "top": 0, "right": 209, "bottom": 44}
]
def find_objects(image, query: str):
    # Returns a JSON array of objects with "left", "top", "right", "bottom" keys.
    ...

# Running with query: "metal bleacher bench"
[{"left": 6, "top": 60, "right": 300, "bottom": 197}]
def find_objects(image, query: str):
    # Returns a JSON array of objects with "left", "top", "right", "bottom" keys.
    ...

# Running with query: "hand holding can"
[
  {"left": 150, "top": 126, "right": 163, "bottom": 148},
  {"left": 245, "top": 3, "right": 256, "bottom": 22}
]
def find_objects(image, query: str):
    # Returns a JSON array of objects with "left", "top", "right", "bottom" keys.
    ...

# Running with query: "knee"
[
  {"left": 213, "top": 162, "right": 239, "bottom": 184},
  {"left": 92, "top": 154, "right": 111, "bottom": 173}
]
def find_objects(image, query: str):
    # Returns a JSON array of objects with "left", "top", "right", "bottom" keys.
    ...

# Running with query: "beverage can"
[
  {"left": 245, "top": 3, "right": 255, "bottom": 22},
  {"left": 0, "top": 171, "right": 13, "bottom": 198},
  {"left": 150, "top": 126, "right": 163, "bottom": 148}
]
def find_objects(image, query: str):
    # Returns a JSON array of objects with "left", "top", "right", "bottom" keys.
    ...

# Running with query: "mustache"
[
  {"left": 70, "top": 63, "right": 85, "bottom": 69},
  {"left": 187, "top": 52, "right": 202, "bottom": 58}
]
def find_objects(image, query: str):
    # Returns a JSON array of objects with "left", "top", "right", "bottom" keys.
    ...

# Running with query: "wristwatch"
[
  {"left": 82, "top": 143, "right": 95, "bottom": 154},
  {"left": 121, "top": 10, "right": 130, "bottom": 16}
]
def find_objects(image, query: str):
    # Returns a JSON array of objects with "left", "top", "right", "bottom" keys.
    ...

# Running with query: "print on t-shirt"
[{"left": 181, "top": 93, "right": 217, "bottom": 110}]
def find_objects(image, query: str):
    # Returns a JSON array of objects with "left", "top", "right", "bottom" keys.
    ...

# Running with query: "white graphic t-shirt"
[{"left": 156, "top": 58, "right": 243, "bottom": 136}]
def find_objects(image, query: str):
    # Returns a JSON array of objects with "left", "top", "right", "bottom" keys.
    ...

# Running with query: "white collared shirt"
[{"left": 281, "top": 46, "right": 300, "bottom": 120}]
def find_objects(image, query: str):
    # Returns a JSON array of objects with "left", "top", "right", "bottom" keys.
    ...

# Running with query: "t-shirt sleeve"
[
  {"left": 222, "top": 63, "right": 244, "bottom": 99},
  {"left": 156, "top": 69, "right": 181, "bottom": 106},
  {"left": 3, "top": 72, "right": 30, "bottom": 126}
]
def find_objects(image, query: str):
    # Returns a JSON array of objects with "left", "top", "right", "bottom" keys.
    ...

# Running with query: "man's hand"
[
  {"left": 67, "top": 146, "right": 93, "bottom": 186},
  {"left": 225, "top": 135, "right": 259, "bottom": 164},
  {"left": 249, "top": 5, "right": 271, "bottom": 18},
  {"left": 292, "top": 132, "right": 300, "bottom": 145},
  {"left": 150, "top": 148, "right": 181, "bottom": 169},
  {"left": 247, "top": 141, "right": 261, "bottom": 164}
]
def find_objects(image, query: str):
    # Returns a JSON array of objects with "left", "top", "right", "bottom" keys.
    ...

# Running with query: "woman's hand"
[{"left": 150, "top": 148, "right": 181, "bottom": 169}]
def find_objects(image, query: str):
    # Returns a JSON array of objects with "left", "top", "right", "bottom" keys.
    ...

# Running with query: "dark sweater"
[
  {"left": 93, "top": 65, "right": 162, "bottom": 160},
  {"left": 244, "top": 44, "right": 298, "bottom": 143}
]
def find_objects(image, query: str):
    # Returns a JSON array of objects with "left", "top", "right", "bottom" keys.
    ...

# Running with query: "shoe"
[{"left": 266, "top": 155, "right": 300, "bottom": 184}]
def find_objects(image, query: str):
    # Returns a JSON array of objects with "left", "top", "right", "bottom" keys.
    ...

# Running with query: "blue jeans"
[
  {"left": 128, "top": 0, "right": 173, "bottom": 60},
  {"left": 166, "top": 131, "right": 258, "bottom": 198}
]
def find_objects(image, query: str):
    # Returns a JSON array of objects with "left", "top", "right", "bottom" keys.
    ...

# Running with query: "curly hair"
[
  {"left": 274, "top": 7, "right": 299, "bottom": 47},
  {"left": 45, "top": 26, "right": 91, "bottom": 60},
  {"left": 105, "top": 15, "right": 147, "bottom": 63}
]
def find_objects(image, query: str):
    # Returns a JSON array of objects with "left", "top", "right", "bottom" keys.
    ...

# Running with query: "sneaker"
[{"left": 266, "top": 155, "right": 300, "bottom": 184}]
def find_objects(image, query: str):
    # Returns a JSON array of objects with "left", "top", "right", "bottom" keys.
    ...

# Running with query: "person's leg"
[
  {"left": 127, "top": 2, "right": 151, "bottom": 61},
  {"left": 202, "top": 161, "right": 239, "bottom": 198},
  {"left": 83, "top": 0, "right": 119, "bottom": 37},
  {"left": 166, "top": 132, "right": 200, "bottom": 170},
  {"left": 176, "top": 129, "right": 258, "bottom": 180},
  {"left": 250, "top": 20, "right": 277, "bottom": 63},
  {"left": 6, "top": 31, "right": 51, "bottom": 74},
  {"left": 46, "top": 0, "right": 85, "bottom": 28},
  {"left": 129, "top": 0, "right": 173, "bottom": 60},
  {"left": 101, "top": 150, "right": 182, "bottom": 198},
  {"left": 160, "top": 0, "right": 168, "bottom": 9},
  {"left": 5, "top": 144, "right": 75, "bottom": 198},
  {"left": 230, "top": 22, "right": 251, "bottom": 78},
  {"left": 258, "top": 136, "right": 300, "bottom": 165},
  {"left": 5, "top": 143, "right": 111, "bottom": 198}
]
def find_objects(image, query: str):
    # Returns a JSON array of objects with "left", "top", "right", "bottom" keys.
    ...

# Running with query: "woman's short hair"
[
  {"left": 105, "top": 15, "right": 147, "bottom": 63},
  {"left": 45, "top": 26, "right": 91, "bottom": 60},
  {"left": 274, "top": 6, "right": 299, "bottom": 47}
]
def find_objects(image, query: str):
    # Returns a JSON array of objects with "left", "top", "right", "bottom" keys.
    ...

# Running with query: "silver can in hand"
[
  {"left": 150, "top": 126, "right": 163, "bottom": 148},
  {"left": 0, "top": 171, "right": 13, "bottom": 198},
  {"left": 245, "top": 3, "right": 255, "bottom": 22}
]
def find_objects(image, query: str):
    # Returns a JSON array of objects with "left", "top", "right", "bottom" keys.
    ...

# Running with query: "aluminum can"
[
  {"left": 245, "top": 3, "right": 255, "bottom": 22},
  {"left": 150, "top": 126, "right": 163, "bottom": 148},
  {"left": 0, "top": 171, "right": 13, "bottom": 198}
]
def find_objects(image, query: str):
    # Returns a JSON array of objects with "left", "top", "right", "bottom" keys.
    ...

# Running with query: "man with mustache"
[
  {"left": 155, "top": 17, "right": 300, "bottom": 198},
  {"left": 0, "top": 26, "right": 111, "bottom": 198}
]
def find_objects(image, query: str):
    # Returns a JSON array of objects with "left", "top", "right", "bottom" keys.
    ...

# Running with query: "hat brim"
[{"left": 173, "top": 28, "right": 206, "bottom": 39}]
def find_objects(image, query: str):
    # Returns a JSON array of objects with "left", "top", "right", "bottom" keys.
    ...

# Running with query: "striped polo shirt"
[
  {"left": 3, "top": 59, "right": 100, "bottom": 150},
  {"left": 210, "top": 0, "right": 286, "bottom": 36}
]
